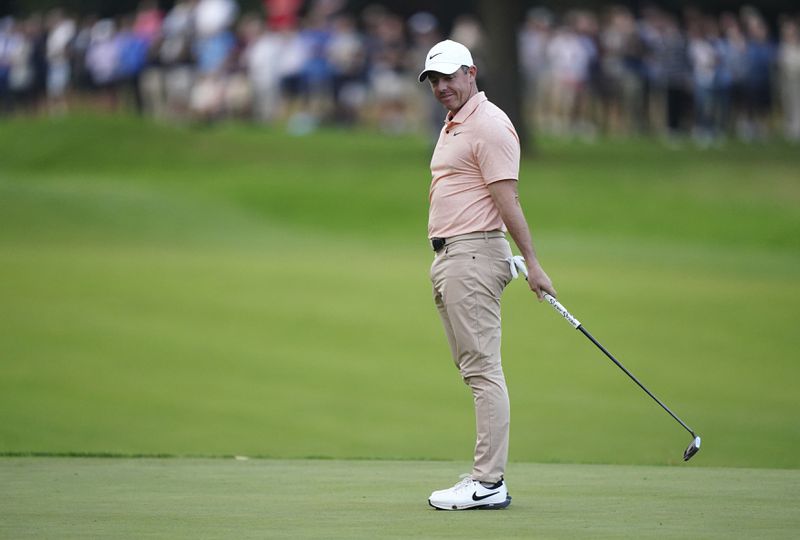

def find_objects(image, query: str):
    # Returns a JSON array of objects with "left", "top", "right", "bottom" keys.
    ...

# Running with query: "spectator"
[
  {"left": 45, "top": 9, "right": 75, "bottom": 115},
  {"left": 263, "top": 0, "right": 303, "bottom": 32},
  {"left": 718, "top": 14, "right": 749, "bottom": 138},
  {"left": 193, "top": 0, "right": 237, "bottom": 74},
  {"left": 451, "top": 14, "right": 486, "bottom": 85},
  {"left": 133, "top": 0, "right": 162, "bottom": 45},
  {"left": 7, "top": 15, "right": 40, "bottom": 113},
  {"left": 131, "top": 0, "right": 163, "bottom": 116},
  {"left": 29, "top": 12, "right": 48, "bottom": 112},
  {"left": 637, "top": 5, "right": 665, "bottom": 134},
  {"left": 295, "top": 3, "right": 335, "bottom": 123},
  {"left": 327, "top": 13, "right": 367, "bottom": 125},
  {"left": 600, "top": 5, "right": 645, "bottom": 135},
  {"left": 778, "top": 17, "right": 800, "bottom": 141},
  {"left": 654, "top": 13, "right": 691, "bottom": 139},
  {"left": 519, "top": 8, "right": 553, "bottom": 133},
  {"left": 546, "top": 11, "right": 597, "bottom": 137},
  {"left": 364, "top": 7, "right": 410, "bottom": 133},
  {"left": 241, "top": 15, "right": 281, "bottom": 122},
  {"left": 190, "top": 0, "right": 238, "bottom": 120},
  {"left": 70, "top": 14, "right": 97, "bottom": 100},
  {"left": 741, "top": 9, "right": 776, "bottom": 141},
  {"left": 709, "top": 13, "right": 732, "bottom": 141},
  {"left": 277, "top": 20, "right": 314, "bottom": 131},
  {"left": 0, "top": 17, "right": 15, "bottom": 113},
  {"left": 116, "top": 15, "right": 151, "bottom": 113},
  {"left": 84, "top": 19, "right": 119, "bottom": 110},
  {"left": 688, "top": 15, "right": 718, "bottom": 145},
  {"left": 222, "top": 14, "right": 257, "bottom": 120},
  {"left": 155, "top": 0, "right": 196, "bottom": 119},
  {"left": 408, "top": 10, "right": 442, "bottom": 141}
]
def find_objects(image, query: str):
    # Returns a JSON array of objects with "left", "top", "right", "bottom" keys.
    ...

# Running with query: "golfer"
[{"left": 421, "top": 40, "right": 556, "bottom": 510}]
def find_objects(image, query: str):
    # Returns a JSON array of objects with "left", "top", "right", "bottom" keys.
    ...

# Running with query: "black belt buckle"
[{"left": 431, "top": 237, "right": 446, "bottom": 252}]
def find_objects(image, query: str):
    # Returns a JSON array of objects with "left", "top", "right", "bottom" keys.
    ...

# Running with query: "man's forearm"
[
  {"left": 488, "top": 180, "right": 539, "bottom": 262},
  {"left": 503, "top": 204, "right": 538, "bottom": 262},
  {"left": 488, "top": 179, "right": 556, "bottom": 299}
]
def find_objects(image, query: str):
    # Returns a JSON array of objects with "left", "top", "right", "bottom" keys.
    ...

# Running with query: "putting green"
[{"left": 1, "top": 458, "right": 798, "bottom": 539}]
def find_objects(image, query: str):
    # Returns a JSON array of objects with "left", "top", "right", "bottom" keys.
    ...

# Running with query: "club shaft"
[{"left": 577, "top": 325, "right": 696, "bottom": 438}]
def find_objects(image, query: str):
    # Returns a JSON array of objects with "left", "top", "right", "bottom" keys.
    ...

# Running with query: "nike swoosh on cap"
[
  {"left": 472, "top": 491, "right": 500, "bottom": 501},
  {"left": 428, "top": 52, "right": 443, "bottom": 59}
]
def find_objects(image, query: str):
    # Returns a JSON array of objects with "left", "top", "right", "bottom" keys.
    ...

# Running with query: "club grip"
[
  {"left": 543, "top": 293, "right": 581, "bottom": 329},
  {"left": 510, "top": 256, "right": 581, "bottom": 329}
]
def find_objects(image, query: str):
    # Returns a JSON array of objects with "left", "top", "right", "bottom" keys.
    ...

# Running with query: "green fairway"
[
  {"left": 1, "top": 115, "right": 799, "bottom": 469},
  {"left": 2, "top": 457, "right": 799, "bottom": 539}
]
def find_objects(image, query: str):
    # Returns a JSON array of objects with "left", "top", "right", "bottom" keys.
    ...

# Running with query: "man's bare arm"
[{"left": 488, "top": 179, "right": 556, "bottom": 301}]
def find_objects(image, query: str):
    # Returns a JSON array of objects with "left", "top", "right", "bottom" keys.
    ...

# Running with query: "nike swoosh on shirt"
[
  {"left": 428, "top": 52, "right": 443, "bottom": 59},
  {"left": 452, "top": 131, "right": 463, "bottom": 136},
  {"left": 472, "top": 491, "right": 500, "bottom": 501}
]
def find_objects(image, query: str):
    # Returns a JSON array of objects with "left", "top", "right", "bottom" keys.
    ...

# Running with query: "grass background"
[
  {"left": 1, "top": 115, "right": 799, "bottom": 538},
  {"left": 1, "top": 115, "right": 799, "bottom": 469}
]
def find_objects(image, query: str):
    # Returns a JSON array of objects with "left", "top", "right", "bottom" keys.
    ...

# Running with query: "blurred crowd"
[
  {"left": 521, "top": 5, "right": 800, "bottom": 143},
  {"left": 1, "top": 0, "right": 799, "bottom": 143}
]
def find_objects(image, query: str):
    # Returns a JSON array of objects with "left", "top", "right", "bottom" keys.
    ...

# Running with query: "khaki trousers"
[{"left": 430, "top": 233, "right": 513, "bottom": 483}]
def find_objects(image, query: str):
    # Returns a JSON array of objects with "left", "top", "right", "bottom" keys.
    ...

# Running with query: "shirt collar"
[{"left": 445, "top": 91, "right": 486, "bottom": 126}]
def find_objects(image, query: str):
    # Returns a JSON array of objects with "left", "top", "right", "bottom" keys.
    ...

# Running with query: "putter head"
[{"left": 683, "top": 436, "right": 701, "bottom": 461}]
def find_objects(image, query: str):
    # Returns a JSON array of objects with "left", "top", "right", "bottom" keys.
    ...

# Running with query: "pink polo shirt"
[{"left": 428, "top": 91, "right": 520, "bottom": 239}]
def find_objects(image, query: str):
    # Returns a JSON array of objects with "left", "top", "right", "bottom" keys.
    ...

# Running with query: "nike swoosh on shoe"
[{"left": 472, "top": 491, "right": 500, "bottom": 501}]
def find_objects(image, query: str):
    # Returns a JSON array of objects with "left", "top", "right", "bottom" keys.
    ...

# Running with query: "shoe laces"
[{"left": 452, "top": 474, "right": 477, "bottom": 493}]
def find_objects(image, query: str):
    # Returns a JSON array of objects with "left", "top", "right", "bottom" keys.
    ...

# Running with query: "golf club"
[{"left": 510, "top": 256, "right": 701, "bottom": 462}]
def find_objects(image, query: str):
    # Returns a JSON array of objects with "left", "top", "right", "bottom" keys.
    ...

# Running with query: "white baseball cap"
[{"left": 418, "top": 39, "right": 474, "bottom": 82}]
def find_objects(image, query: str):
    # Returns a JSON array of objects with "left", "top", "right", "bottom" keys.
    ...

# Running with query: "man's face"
[{"left": 427, "top": 66, "right": 476, "bottom": 114}]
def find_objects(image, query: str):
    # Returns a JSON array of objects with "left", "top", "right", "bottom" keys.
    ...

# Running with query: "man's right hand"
[{"left": 525, "top": 259, "right": 556, "bottom": 302}]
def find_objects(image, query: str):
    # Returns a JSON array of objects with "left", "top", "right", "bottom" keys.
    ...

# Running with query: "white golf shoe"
[{"left": 428, "top": 475, "right": 511, "bottom": 510}]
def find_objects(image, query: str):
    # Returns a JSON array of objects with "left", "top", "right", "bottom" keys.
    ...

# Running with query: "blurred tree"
[{"left": 477, "top": 0, "right": 529, "bottom": 151}]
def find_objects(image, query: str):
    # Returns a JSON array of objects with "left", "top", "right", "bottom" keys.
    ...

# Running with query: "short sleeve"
[{"left": 473, "top": 113, "right": 521, "bottom": 185}]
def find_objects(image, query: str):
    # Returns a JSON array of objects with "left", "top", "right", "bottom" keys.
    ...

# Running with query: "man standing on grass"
[{"left": 421, "top": 40, "right": 556, "bottom": 510}]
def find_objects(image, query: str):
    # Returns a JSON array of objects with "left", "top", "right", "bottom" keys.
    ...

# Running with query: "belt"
[{"left": 430, "top": 231, "right": 505, "bottom": 252}]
